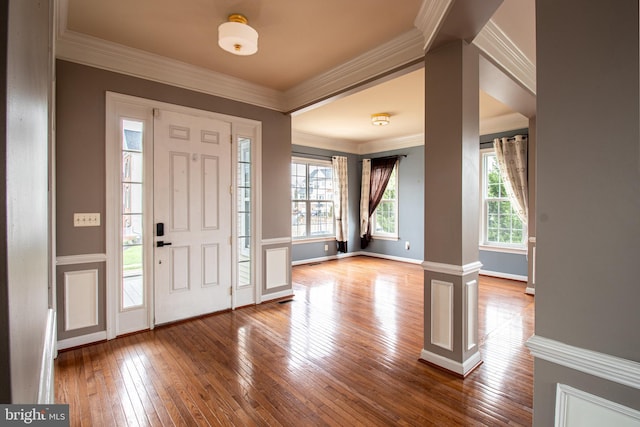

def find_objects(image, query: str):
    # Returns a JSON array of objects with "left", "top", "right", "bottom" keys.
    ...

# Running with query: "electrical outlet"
[
  {"left": 405, "top": 241, "right": 410, "bottom": 250},
  {"left": 324, "top": 244, "right": 329, "bottom": 251},
  {"left": 74, "top": 213, "right": 100, "bottom": 227}
]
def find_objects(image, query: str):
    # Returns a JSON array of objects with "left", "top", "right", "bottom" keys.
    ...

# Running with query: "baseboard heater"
[{"left": 38, "top": 308, "right": 56, "bottom": 404}]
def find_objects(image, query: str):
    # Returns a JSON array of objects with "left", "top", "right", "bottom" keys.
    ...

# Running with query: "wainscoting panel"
[
  {"left": 556, "top": 384, "right": 640, "bottom": 427},
  {"left": 56, "top": 261, "right": 106, "bottom": 342},
  {"left": 465, "top": 279, "right": 478, "bottom": 351},
  {"left": 431, "top": 279, "right": 453, "bottom": 351},
  {"left": 64, "top": 269, "right": 99, "bottom": 331},
  {"left": 265, "top": 247, "right": 289, "bottom": 290}
]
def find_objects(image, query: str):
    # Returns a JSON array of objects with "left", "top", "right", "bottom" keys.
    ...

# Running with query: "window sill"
[
  {"left": 371, "top": 235, "right": 399, "bottom": 241},
  {"left": 292, "top": 236, "right": 335, "bottom": 245},
  {"left": 479, "top": 244, "right": 527, "bottom": 255}
]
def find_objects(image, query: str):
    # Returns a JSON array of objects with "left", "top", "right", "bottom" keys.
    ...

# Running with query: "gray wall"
[
  {"left": 291, "top": 144, "right": 425, "bottom": 263},
  {"left": 293, "top": 136, "right": 530, "bottom": 278},
  {"left": 291, "top": 145, "right": 360, "bottom": 261},
  {"left": 57, "top": 59, "right": 291, "bottom": 256},
  {"left": 56, "top": 60, "right": 292, "bottom": 337},
  {"left": 534, "top": 1, "right": 640, "bottom": 425},
  {"left": 1, "top": 0, "right": 51, "bottom": 402},
  {"left": 478, "top": 250, "right": 527, "bottom": 277},
  {"left": 360, "top": 145, "right": 425, "bottom": 261}
]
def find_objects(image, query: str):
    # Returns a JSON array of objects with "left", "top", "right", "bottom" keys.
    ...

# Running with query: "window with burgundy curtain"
[{"left": 360, "top": 157, "right": 398, "bottom": 249}]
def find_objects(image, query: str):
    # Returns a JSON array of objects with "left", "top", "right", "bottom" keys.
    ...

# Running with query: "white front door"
[{"left": 153, "top": 109, "right": 232, "bottom": 324}]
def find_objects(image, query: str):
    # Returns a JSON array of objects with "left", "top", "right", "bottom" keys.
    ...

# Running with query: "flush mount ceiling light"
[
  {"left": 218, "top": 14, "right": 258, "bottom": 56},
  {"left": 371, "top": 113, "right": 391, "bottom": 126}
]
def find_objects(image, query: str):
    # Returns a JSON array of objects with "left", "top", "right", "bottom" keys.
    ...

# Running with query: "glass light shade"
[
  {"left": 371, "top": 113, "right": 390, "bottom": 126},
  {"left": 218, "top": 21, "right": 258, "bottom": 56}
]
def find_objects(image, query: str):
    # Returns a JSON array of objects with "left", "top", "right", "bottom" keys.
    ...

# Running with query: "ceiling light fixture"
[
  {"left": 218, "top": 14, "right": 258, "bottom": 56},
  {"left": 371, "top": 113, "right": 391, "bottom": 126}
]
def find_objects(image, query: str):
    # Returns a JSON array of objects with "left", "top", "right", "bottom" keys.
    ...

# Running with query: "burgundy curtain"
[{"left": 361, "top": 157, "right": 397, "bottom": 249}]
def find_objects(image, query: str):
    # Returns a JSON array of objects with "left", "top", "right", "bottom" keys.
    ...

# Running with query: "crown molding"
[
  {"left": 55, "top": 0, "right": 535, "bottom": 117},
  {"left": 479, "top": 112, "right": 529, "bottom": 135},
  {"left": 284, "top": 29, "right": 426, "bottom": 112},
  {"left": 55, "top": 0, "right": 285, "bottom": 111},
  {"left": 359, "top": 134, "right": 424, "bottom": 155},
  {"left": 473, "top": 19, "right": 536, "bottom": 95},
  {"left": 414, "top": 0, "right": 455, "bottom": 51},
  {"left": 292, "top": 131, "right": 425, "bottom": 156},
  {"left": 291, "top": 131, "right": 361, "bottom": 154},
  {"left": 56, "top": 30, "right": 286, "bottom": 111}
]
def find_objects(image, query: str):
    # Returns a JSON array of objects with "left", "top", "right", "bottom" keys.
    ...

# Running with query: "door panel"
[
  {"left": 170, "top": 152, "right": 190, "bottom": 231},
  {"left": 202, "top": 155, "right": 220, "bottom": 229},
  {"left": 154, "top": 109, "right": 232, "bottom": 324}
]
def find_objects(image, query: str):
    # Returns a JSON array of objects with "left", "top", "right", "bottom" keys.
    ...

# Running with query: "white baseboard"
[
  {"left": 57, "top": 331, "right": 107, "bottom": 351},
  {"left": 260, "top": 289, "right": 294, "bottom": 303},
  {"left": 419, "top": 348, "right": 482, "bottom": 377},
  {"left": 525, "top": 287, "right": 535, "bottom": 295},
  {"left": 292, "top": 251, "right": 423, "bottom": 266},
  {"left": 480, "top": 269, "right": 528, "bottom": 282},
  {"left": 360, "top": 251, "right": 424, "bottom": 265},
  {"left": 526, "top": 335, "right": 640, "bottom": 391},
  {"left": 292, "top": 254, "right": 348, "bottom": 266}
]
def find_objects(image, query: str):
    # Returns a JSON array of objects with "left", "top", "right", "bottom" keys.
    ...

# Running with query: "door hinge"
[
  {"left": 229, "top": 185, "right": 233, "bottom": 195},
  {"left": 229, "top": 236, "right": 232, "bottom": 245},
  {"left": 153, "top": 108, "right": 160, "bottom": 118},
  {"left": 229, "top": 287, "right": 233, "bottom": 295},
  {"left": 230, "top": 135, "right": 233, "bottom": 144}
]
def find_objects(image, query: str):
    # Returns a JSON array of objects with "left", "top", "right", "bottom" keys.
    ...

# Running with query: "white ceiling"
[{"left": 61, "top": 0, "right": 536, "bottom": 148}]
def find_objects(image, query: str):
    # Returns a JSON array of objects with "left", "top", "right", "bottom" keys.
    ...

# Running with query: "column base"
[{"left": 419, "top": 348, "right": 483, "bottom": 378}]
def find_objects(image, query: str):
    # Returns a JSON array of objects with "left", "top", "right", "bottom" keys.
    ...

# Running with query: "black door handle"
[{"left": 156, "top": 241, "right": 172, "bottom": 247}]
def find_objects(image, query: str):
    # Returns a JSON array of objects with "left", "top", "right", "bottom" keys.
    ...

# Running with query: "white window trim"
[
  {"left": 371, "top": 235, "right": 400, "bottom": 242},
  {"left": 371, "top": 163, "right": 399, "bottom": 239},
  {"left": 479, "top": 244, "right": 527, "bottom": 255},
  {"left": 291, "top": 236, "right": 336, "bottom": 245},
  {"left": 479, "top": 148, "right": 527, "bottom": 251},
  {"left": 291, "top": 157, "right": 335, "bottom": 242}
]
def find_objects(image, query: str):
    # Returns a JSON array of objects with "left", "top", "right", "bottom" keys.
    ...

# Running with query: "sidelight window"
[{"left": 121, "top": 119, "right": 145, "bottom": 309}]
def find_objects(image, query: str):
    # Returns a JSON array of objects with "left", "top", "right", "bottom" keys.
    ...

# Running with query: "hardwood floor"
[{"left": 55, "top": 257, "right": 535, "bottom": 426}]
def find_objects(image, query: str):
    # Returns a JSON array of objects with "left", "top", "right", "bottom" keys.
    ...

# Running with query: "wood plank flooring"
[{"left": 55, "top": 257, "right": 535, "bottom": 426}]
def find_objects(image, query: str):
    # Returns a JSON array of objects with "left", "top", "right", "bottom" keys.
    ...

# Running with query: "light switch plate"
[{"left": 74, "top": 213, "right": 100, "bottom": 227}]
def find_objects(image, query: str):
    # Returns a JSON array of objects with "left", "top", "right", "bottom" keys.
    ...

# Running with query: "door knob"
[{"left": 156, "top": 241, "right": 172, "bottom": 247}]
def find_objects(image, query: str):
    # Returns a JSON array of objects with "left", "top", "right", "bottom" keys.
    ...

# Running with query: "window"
[
  {"left": 372, "top": 164, "right": 398, "bottom": 238},
  {"left": 291, "top": 159, "right": 334, "bottom": 239},
  {"left": 237, "top": 137, "right": 252, "bottom": 287},
  {"left": 481, "top": 150, "right": 526, "bottom": 247},
  {"left": 121, "top": 120, "right": 144, "bottom": 309}
]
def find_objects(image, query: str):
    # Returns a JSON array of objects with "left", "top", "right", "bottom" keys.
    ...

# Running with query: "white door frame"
[
  {"left": 105, "top": 92, "right": 262, "bottom": 339},
  {"left": 231, "top": 121, "right": 263, "bottom": 309}
]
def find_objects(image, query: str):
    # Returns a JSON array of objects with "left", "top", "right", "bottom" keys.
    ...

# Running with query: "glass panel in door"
[{"left": 122, "top": 119, "right": 145, "bottom": 310}]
